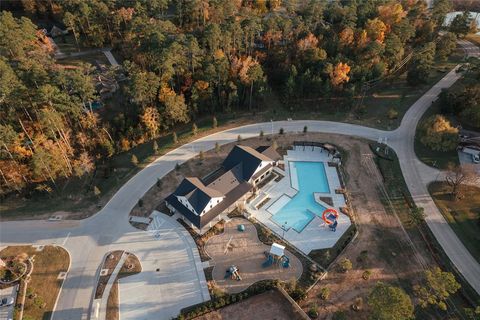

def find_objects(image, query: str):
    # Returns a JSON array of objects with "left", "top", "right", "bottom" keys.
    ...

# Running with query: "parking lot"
[{"left": 0, "top": 285, "right": 17, "bottom": 320}]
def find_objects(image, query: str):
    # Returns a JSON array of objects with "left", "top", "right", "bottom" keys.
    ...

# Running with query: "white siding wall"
[
  {"left": 200, "top": 196, "right": 224, "bottom": 216},
  {"left": 251, "top": 161, "right": 273, "bottom": 180}
]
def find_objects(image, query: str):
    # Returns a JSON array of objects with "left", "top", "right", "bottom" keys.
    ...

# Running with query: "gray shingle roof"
[
  {"left": 174, "top": 177, "right": 223, "bottom": 214},
  {"left": 222, "top": 145, "right": 273, "bottom": 181}
]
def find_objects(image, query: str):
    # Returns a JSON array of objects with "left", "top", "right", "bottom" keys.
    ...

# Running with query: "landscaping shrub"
[
  {"left": 333, "top": 311, "right": 347, "bottom": 320},
  {"left": 177, "top": 280, "right": 279, "bottom": 319},
  {"left": 339, "top": 258, "right": 352, "bottom": 273},
  {"left": 388, "top": 108, "right": 399, "bottom": 120},
  {"left": 308, "top": 304, "right": 319, "bottom": 318},
  {"left": 319, "top": 287, "right": 331, "bottom": 300},
  {"left": 362, "top": 270, "right": 372, "bottom": 280}
]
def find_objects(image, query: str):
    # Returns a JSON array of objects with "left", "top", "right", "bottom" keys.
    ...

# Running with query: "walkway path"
[
  {"left": 1, "top": 40, "right": 479, "bottom": 319},
  {"left": 98, "top": 252, "right": 127, "bottom": 320}
]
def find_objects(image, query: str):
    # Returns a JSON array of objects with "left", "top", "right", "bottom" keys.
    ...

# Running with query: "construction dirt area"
[
  {"left": 195, "top": 288, "right": 307, "bottom": 320},
  {"left": 296, "top": 133, "right": 434, "bottom": 318},
  {"left": 205, "top": 218, "right": 302, "bottom": 294}
]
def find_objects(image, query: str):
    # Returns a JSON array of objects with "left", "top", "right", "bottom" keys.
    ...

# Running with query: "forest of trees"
[{"left": 0, "top": 0, "right": 470, "bottom": 196}]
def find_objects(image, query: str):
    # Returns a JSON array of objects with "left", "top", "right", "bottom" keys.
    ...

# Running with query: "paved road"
[{"left": 1, "top": 40, "right": 480, "bottom": 318}]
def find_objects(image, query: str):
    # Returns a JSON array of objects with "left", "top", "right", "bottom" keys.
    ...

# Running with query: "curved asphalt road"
[{"left": 1, "top": 40, "right": 479, "bottom": 319}]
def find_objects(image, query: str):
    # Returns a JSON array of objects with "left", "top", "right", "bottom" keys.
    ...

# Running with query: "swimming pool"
[{"left": 271, "top": 161, "right": 330, "bottom": 232}]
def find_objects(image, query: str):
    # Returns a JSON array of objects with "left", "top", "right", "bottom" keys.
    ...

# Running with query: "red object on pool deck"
[{"left": 322, "top": 208, "right": 339, "bottom": 225}]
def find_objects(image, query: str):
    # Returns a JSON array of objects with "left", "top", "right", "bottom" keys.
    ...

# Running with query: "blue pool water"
[{"left": 271, "top": 161, "right": 330, "bottom": 232}]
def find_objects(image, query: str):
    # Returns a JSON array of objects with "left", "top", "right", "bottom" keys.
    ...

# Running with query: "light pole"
[
  {"left": 271, "top": 119, "right": 274, "bottom": 136},
  {"left": 282, "top": 221, "right": 287, "bottom": 239}
]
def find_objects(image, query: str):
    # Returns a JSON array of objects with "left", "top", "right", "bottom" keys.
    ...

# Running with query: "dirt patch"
[
  {"left": 194, "top": 288, "right": 306, "bottom": 320},
  {"left": 205, "top": 218, "right": 302, "bottom": 294},
  {"left": 294, "top": 135, "right": 431, "bottom": 319}
]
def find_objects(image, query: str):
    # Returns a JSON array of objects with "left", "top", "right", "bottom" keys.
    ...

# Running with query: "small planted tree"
[
  {"left": 153, "top": 140, "right": 159, "bottom": 154},
  {"left": 156, "top": 178, "right": 161, "bottom": 188},
  {"left": 175, "top": 163, "right": 181, "bottom": 171},
  {"left": 445, "top": 163, "right": 475, "bottom": 201},
  {"left": 279, "top": 127, "right": 284, "bottom": 135},
  {"left": 308, "top": 303, "right": 319, "bottom": 319},
  {"left": 409, "top": 206, "right": 426, "bottom": 226},
  {"left": 215, "top": 142, "right": 220, "bottom": 153},
  {"left": 138, "top": 198, "right": 143, "bottom": 207},
  {"left": 237, "top": 135, "right": 242, "bottom": 142},
  {"left": 192, "top": 123, "right": 198, "bottom": 136},
  {"left": 199, "top": 150, "right": 205, "bottom": 161},
  {"left": 339, "top": 257, "right": 352, "bottom": 273},
  {"left": 173, "top": 132, "right": 178, "bottom": 144},
  {"left": 362, "top": 270, "right": 372, "bottom": 280},
  {"left": 93, "top": 186, "right": 101, "bottom": 198},
  {"left": 259, "top": 130, "right": 264, "bottom": 138},
  {"left": 319, "top": 287, "right": 330, "bottom": 300},
  {"left": 131, "top": 154, "right": 139, "bottom": 166},
  {"left": 387, "top": 108, "right": 399, "bottom": 120},
  {"left": 212, "top": 116, "right": 217, "bottom": 128},
  {"left": 303, "top": 125, "right": 308, "bottom": 133}
]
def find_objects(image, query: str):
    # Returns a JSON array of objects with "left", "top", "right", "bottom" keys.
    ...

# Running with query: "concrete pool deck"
[{"left": 247, "top": 147, "right": 351, "bottom": 254}]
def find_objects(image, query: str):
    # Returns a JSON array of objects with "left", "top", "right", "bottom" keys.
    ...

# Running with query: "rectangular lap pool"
[{"left": 271, "top": 161, "right": 329, "bottom": 232}]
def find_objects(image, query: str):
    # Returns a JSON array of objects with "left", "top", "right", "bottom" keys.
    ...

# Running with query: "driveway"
[
  {"left": 0, "top": 285, "right": 17, "bottom": 320},
  {"left": 118, "top": 212, "right": 209, "bottom": 320}
]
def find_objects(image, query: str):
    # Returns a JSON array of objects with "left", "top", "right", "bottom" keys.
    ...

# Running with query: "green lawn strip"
[
  {"left": 428, "top": 182, "right": 480, "bottom": 264},
  {"left": 372, "top": 145, "right": 479, "bottom": 317},
  {"left": 414, "top": 101, "right": 460, "bottom": 170},
  {"left": 0, "top": 246, "right": 69, "bottom": 320}
]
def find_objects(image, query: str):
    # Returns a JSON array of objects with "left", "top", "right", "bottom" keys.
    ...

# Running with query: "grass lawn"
[
  {"left": 0, "top": 246, "right": 69, "bottom": 320},
  {"left": 414, "top": 101, "right": 460, "bottom": 170},
  {"left": 429, "top": 182, "right": 480, "bottom": 264}
]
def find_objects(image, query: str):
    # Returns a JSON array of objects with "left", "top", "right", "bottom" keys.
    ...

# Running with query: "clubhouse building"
[{"left": 165, "top": 145, "right": 280, "bottom": 234}]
